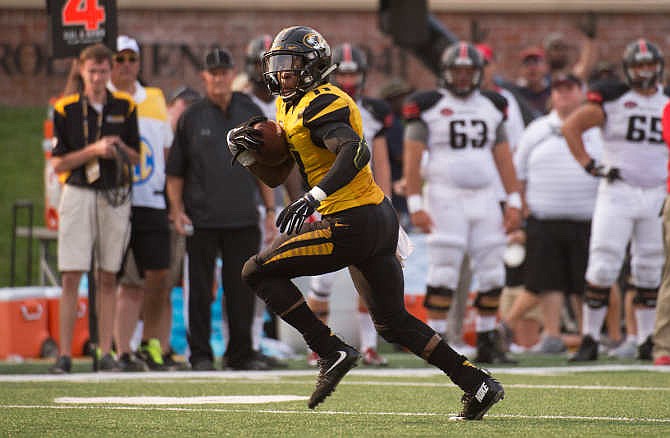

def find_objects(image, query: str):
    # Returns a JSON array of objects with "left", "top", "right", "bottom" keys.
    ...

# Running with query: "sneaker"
[
  {"left": 568, "top": 335, "right": 598, "bottom": 362},
  {"left": 99, "top": 353, "right": 120, "bottom": 372},
  {"left": 49, "top": 355, "right": 72, "bottom": 374},
  {"left": 654, "top": 355, "right": 670, "bottom": 366},
  {"left": 139, "top": 339, "right": 167, "bottom": 371},
  {"left": 362, "top": 348, "right": 388, "bottom": 366},
  {"left": 118, "top": 352, "right": 148, "bottom": 372},
  {"left": 162, "top": 349, "right": 189, "bottom": 371},
  {"left": 226, "top": 357, "right": 271, "bottom": 371},
  {"left": 254, "top": 350, "right": 288, "bottom": 369},
  {"left": 637, "top": 336, "right": 653, "bottom": 361},
  {"left": 307, "top": 350, "right": 320, "bottom": 367},
  {"left": 308, "top": 345, "right": 360, "bottom": 409},
  {"left": 530, "top": 335, "right": 566, "bottom": 354},
  {"left": 452, "top": 372, "right": 505, "bottom": 420},
  {"left": 607, "top": 338, "right": 637, "bottom": 359},
  {"left": 475, "top": 330, "right": 517, "bottom": 364}
]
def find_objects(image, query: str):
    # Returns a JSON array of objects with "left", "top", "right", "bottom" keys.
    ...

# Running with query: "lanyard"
[{"left": 81, "top": 95, "right": 104, "bottom": 144}]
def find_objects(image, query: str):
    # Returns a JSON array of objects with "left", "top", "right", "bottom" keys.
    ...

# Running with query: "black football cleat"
[
  {"left": 452, "top": 372, "right": 505, "bottom": 420},
  {"left": 637, "top": 336, "right": 654, "bottom": 361},
  {"left": 308, "top": 345, "right": 360, "bottom": 409},
  {"left": 475, "top": 330, "right": 517, "bottom": 364},
  {"left": 568, "top": 334, "right": 598, "bottom": 362}
]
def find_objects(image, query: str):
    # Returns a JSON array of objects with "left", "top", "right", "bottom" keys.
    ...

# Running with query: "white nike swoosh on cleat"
[{"left": 324, "top": 351, "right": 347, "bottom": 375}]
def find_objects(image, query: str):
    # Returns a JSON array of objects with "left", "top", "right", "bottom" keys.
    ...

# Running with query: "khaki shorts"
[
  {"left": 499, "top": 285, "right": 543, "bottom": 325},
  {"left": 58, "top": 184, "right": 131, "bottom": 273}
]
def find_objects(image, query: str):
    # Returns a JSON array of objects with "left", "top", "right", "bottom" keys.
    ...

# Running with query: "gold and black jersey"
[{"left": 275, "top": 84, "right": 384, "bottom": 215}]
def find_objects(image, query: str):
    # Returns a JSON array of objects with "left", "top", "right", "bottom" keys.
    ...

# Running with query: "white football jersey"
[
  {"left": 357, "top": 96, "right": 390, "bottom": 158},
  {"left": 590, "top": 82, "right": 669, "bottom": 187},
  {"left": 108, "top": 81, "right": 173, "bottom": 209},
  {"left": 405, "top": 88, "right": 506, "bottom": 189}
]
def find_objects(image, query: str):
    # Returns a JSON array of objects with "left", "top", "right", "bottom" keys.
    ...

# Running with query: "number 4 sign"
[{"left": 47, "top": 0, "right": 118, "bottom": 59}]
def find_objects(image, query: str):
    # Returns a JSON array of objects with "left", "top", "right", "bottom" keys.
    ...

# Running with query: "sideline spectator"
[
  {"left": 543, "top": 12, "right": 599, "bottom": 83},
  {"left": 166, "top": 47, "right": 275, "bottom": 371},
  {"left": 49, "top": 43, "right": 139, "bottom": 373},
  {"left": 654, "top": 101, "right": 670, "bottom": 366},
  {"left": 110, "top": 35, "right": 173, "bottom": 372},
  {"left": 514, "top": 47, "right": 551, "bottom": 118},
  {"left": 379, "top": 77, "right": 414, "bottom": 228},
  {"left": 502, "top": 73, "right": 603, "bottom": 354},
  {"left": 564, "top": 39, "right": 668, "bottom": 362}
]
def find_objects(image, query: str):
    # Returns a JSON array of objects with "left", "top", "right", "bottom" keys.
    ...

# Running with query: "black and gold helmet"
[
  {"left": 245, "top": 34, "right": 273, "bottom": 87},
  {"left": 622, "top": 38, "right": 664, "bottom": 90},
  {"left": 262, "top": 26, "right": 335, "bottom": 102}
]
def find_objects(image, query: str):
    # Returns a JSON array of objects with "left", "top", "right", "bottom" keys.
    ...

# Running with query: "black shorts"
[
  {"left": 128, "top": 207, "right": 170, "bottom": 273},
  {"left": 525, "top": 215, "right": 591, "bottom": 295}
]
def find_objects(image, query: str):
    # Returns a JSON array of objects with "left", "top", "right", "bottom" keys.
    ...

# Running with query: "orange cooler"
[
  {"left": 44, "top": 288, "right": 90, "bottom": 357},
  {"left": 0, "top": 288, "right": 51, "bottom": 359}
]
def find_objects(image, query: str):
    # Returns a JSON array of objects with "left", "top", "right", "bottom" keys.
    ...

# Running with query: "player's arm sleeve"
[{"left": 303, "top": 93, "right": 370, "bottom": 196}]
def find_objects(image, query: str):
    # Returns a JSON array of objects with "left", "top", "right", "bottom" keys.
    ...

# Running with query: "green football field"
[{"left": 1, "top": 353, "right": 669, "bottom": 437}]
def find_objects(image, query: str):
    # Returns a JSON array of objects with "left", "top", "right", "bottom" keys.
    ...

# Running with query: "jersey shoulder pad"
[
  {"left": 302, "top": 91, "right": 351, "bottom": 129},
  {"left": 480, "top": 90, "right": 508, "bottom": 118},
  {"left": 360, "top": 96, "right": 391, "bottom": 123},
  {"left": 586, "top": 80, "right": 629, "bottom": 104},
  {"left": 54, "top": 93, "right": 80, "bottom": 116},
  {"left": 402, "top": 90, "right": 441, "bottom": 121}
]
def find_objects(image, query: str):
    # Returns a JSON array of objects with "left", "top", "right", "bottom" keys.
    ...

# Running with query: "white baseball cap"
[{"left": 117, "top": 35, "right": 140, "bottom": 53}]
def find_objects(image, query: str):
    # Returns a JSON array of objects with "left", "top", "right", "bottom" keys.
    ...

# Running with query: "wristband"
[
  {"left": 407, "top": 194, "right": 423, "bottom": 214},
  {"left": 308, "top": 186, "right": 327, "bottom": 202},
  {"left": 506, "top": 192, "right": 522, "bottom": 210},
  {"left": 584, "top": 158, "right": 596, "bottom": 174}
]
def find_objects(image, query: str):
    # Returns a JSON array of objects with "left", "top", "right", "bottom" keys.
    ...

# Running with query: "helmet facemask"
[
  {"left": 440, "top": 42, "right": 484, "bottom": 97},
  {"left": 623, "top": 39, "right": 664, "bottom": 91}
]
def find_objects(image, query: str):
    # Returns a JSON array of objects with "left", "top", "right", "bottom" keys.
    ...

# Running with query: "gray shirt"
[{"left": 166, "top": 92, "right": 264, "bottom": 228}]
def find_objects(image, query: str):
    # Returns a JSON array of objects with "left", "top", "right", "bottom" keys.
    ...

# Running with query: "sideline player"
[
  {"left": 563, "top": 39, "right": 668, "bottom": 361},
  {"left": 403, "top": 42, "right": 522, "bottom": 364},
  {"left": 305, "top": 42, "right": 393, "bottom": 367},
  {"left": 227, "top": 26, "right": 504, "bottom": 419}
]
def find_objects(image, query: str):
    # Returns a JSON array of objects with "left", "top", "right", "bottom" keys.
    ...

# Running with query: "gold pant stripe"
[
  {"left": 266, "top": 242, "right": 334, "bottom": 264},
  {"left": 277, "top": 227, "right": 332, "bottom": 251},
  {"left": 279, "top": 296, "right": 306, "bottom": 318},
  {"left": 421, "top": 333, "right": 442, "bottom": 360}
]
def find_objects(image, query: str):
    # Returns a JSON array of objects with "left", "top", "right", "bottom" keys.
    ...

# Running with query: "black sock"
[
  {"left": 282, "top": 302, "right": 344, "bottom": 357},
  {"left": 426, "top": 340, "right": 484, "bottom": 393}
]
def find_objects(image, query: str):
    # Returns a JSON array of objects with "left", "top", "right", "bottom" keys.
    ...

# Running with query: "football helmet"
[
  {"left": 245, "top": 34, "right": 273, "bottom": 87},
  {"left": 440, "top": 41, "right": 484, "bottom": 97},
  {"left": 331, "top": 43, "right": 368, "bottom": 99},
  {"left": 622, "top": 38, "right": 664, "bottom": 90},
  {"left": 262, "top": 26, "right": 336, "bottom": 103}
]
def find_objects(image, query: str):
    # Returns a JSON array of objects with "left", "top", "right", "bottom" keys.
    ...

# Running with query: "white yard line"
[
  {"left": 0, "top": 364, "right": 668, "bottom": 383},
  {"left": 1, "top": 404, "right": 669, "bottom": 423}
]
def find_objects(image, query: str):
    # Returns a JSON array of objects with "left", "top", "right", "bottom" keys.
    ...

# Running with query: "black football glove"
[
  {"left": 584, "top": 158, "right": 621, "bottom": 182},
  {"left": 226, "top": 115, "right": 267, "bottom": 166},
  {"left": 276, "top": 193, "right": 321, "bottom": 234}
]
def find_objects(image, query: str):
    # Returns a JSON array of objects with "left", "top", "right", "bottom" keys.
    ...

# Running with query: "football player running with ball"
[
  {"left": 564, "top": 39, "right": 669, "bottom": 361},
  {"left": 227, "top": 26, "right": 504, "bottom": 419}
]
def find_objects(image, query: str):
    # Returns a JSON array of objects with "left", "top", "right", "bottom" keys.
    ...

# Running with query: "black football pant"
[{"left": 186, "top": 226, "right": 260, "bottom": 367}]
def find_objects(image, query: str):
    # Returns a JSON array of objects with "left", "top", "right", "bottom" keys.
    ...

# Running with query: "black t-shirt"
[
  {"left": 52, "top": 90, "right": 140, "bottom": 189},
  {"left": 166, "top": 93, "right": 264, "bottom": 228}
]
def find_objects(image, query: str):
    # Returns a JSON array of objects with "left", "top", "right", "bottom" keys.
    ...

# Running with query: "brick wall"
[{"left": 1, "top": 8, "right": 669, "bottom": 107}]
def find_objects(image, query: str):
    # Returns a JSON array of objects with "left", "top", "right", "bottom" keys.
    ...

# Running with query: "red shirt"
[{"left": 663, "top": 101, "right": 670, "bottom": 192}]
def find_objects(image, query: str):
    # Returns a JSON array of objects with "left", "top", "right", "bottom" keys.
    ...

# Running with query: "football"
[{"left": 252, "top": 119, "right": 289, "bottom": 166}]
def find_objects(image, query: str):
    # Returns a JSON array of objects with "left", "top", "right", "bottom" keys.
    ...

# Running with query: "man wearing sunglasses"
[{"left": 108, "top": 35, "right": 175, "bottom": 372}]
